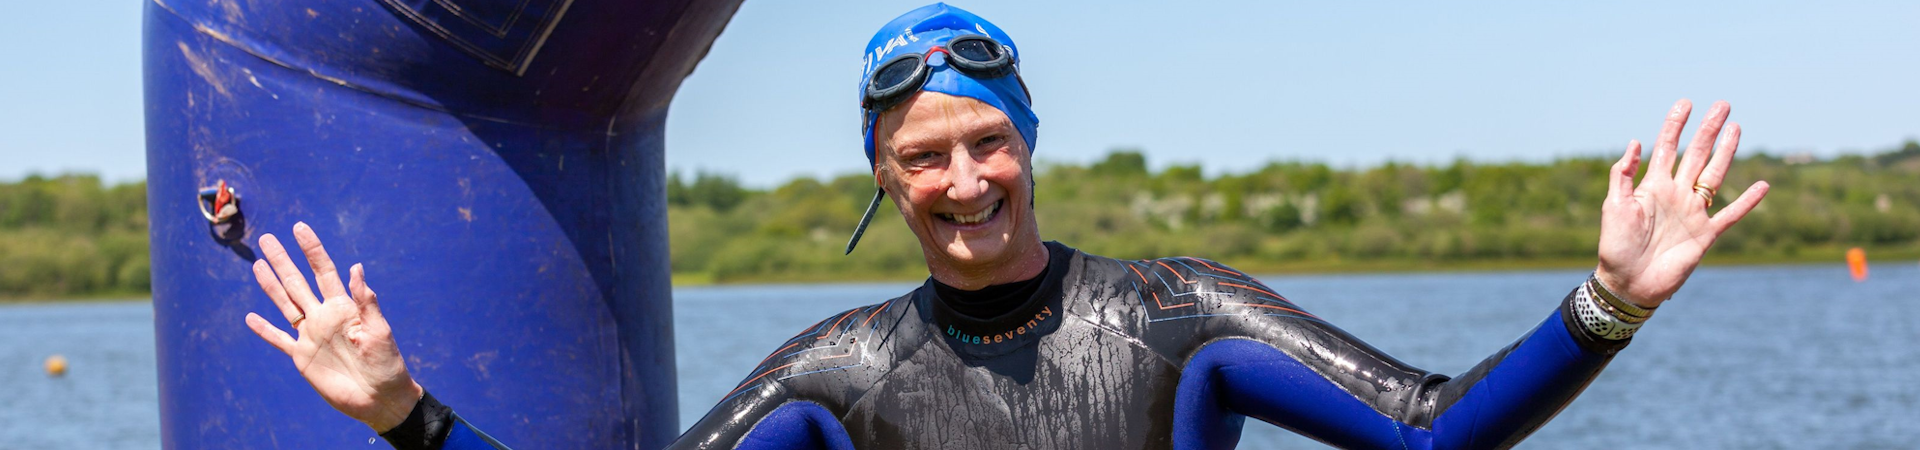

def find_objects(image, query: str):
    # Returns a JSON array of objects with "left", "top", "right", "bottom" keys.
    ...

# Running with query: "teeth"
[{"left": 942, "top": 201, "right": 1001, "bottom": 225}]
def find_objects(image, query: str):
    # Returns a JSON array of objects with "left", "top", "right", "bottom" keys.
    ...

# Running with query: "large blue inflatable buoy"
[{"left": 143, "top": 0, "right": 739, "bottom": 447}]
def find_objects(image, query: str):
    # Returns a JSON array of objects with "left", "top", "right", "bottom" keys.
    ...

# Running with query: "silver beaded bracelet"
[{"left": 1587, "top": 274, "right": 1656, "bottom": 321}]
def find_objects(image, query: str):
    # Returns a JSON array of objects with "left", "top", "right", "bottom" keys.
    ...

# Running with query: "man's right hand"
[{"left": 245, "top": 222, "right": 423, "bottom": 433}]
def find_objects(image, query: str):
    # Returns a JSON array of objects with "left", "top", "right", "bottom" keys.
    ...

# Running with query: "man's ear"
[
  {"left": 872, "top": 144, "right": 898, "bottom": 193},
  {"left": 1029, "top": 172, "right": 1037, "bottom": 209}
]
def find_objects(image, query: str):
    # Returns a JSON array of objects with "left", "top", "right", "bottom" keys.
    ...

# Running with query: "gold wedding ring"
[
  {"left": 1692, "top": 184, "right": 1716, "bottom": 208},
  {"left": 290, "top": 311, "right": 306, "bottom": 328}
]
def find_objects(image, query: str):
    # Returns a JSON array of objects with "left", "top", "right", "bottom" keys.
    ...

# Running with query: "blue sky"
[{"left": 5, "top": 0, "right": 1917, "bottom": 186}]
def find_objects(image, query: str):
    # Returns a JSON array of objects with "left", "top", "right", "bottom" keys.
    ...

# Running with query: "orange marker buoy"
[
  {"left": 44, "top": 355, "right": 67, "bottom": 377},
  {"left": 1845, "top": 247, "right": 1868, "bottom": 282}
]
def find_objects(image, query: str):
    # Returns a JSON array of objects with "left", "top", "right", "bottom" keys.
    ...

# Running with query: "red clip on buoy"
[{"left": 213, "top": 180, "right": 232, "bottom": 217}]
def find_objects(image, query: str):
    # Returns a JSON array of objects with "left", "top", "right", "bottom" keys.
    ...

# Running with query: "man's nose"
[{"left": 945, "top": 151, "right": 988, "bottom": 201}]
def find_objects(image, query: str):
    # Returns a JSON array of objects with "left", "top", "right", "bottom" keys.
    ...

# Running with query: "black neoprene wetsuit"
[{"left": 394, "top": 242, "right": 1630, "bottom": 449}]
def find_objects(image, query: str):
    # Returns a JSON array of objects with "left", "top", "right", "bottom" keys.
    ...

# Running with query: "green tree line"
[
  {"left": 3, "top": 141, "right": 1916, "bottom": 298},
  {"left": 0, "top": 175, "right": 150, "bottom": 299},
  {"left": 670, "top": 141, "right": 1920, "bottom": 283}
]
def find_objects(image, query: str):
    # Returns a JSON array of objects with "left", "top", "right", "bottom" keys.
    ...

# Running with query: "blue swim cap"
[{"left": 859, "top": 3, "right": 1039, "bottom": 168}]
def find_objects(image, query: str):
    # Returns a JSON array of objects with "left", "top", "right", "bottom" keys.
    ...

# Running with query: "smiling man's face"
[{"left": 874, "top": 91, "right": 1042, "bottom": 281}]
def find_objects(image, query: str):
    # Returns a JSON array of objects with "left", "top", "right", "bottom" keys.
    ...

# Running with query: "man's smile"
[{"left": 936, "top": 199, "right": 1004, "bottom": 228}]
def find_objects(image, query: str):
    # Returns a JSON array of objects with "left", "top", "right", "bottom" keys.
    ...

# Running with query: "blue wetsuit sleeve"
[
  {"left": 441, "top": 415, "right": 512, "bottom": 450},
  {"left": 667, "top": 375, "right": 794, "bottom": 449},
  {"left": 1185, "top": 282, "right": 1621, "bottom": 450},
  {"left": 1422, "top": 309, "right": 1608, "bottom": 448},
  {"left": 410, "top": 391, "right": 843, "bottom": 450},
  {"left": 733, "top": 402, "right": 857, "bottom": 450},
  {"left": 670, "top": 377, "right": 861, "bottom": 450},
  {"left": 669, "top": 304, "right": 882, "bottom": 450}
]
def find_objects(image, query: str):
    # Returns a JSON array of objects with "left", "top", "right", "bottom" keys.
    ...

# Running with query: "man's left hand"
[{"left": 1595, "top": 99, "right": 1770, "bottom": 308}]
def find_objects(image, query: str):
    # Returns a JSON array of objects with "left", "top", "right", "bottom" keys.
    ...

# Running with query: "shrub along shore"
[
  {"left": 670, "top": 142, "right": 1920, "bottom": 284},
  {"left": 5, "top": 141, "right": 1917, "bottom": 300}
]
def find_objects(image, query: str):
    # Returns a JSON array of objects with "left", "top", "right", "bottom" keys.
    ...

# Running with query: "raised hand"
[
  {"left": 245, "top": 222, "right": 423, "bottom": 433},
  {"left": 1596, "top": 99, "right": 1770, "bottom": 308}
]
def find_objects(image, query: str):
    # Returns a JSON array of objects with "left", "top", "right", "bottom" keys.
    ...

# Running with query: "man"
[{"left": 245, "top": 3, "right": 1769, "bottom": 449}]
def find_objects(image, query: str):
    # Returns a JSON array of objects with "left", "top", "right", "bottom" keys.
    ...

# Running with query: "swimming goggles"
[{"left": 860, "top": 34, "right": 1025, "bottom": 116}]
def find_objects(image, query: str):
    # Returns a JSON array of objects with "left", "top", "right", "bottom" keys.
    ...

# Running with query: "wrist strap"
[{"left": 380, "top": 390, "right": 454, "bottom": 450}]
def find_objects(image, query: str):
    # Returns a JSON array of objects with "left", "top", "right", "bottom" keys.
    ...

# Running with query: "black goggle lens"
[
  {"left": 871, "top": 56, "right": 922, "bottom": 92},
  {"left": 946, "top": 37, "right": 1001, "bottom": 63}
]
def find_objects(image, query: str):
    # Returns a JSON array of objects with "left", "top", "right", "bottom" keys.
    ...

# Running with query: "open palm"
[
  {"left": 1596, "top": 100, "right": 1770, "bottom": 308},
  {"left": 245, "top": 223, "right": 423, "bottom": 432}
]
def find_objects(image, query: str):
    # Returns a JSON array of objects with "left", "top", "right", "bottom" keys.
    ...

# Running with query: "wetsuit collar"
[{"left": 924, "top": 241, "right": 1074, "bottom": 353}]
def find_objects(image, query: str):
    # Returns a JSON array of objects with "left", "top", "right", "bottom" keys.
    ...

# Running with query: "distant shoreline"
[
  {"left": 9, "top": 247, "right": 1912, "bottom": 302},
  {"left": 0, "top": 295, "right": 150, "bottom": 304},
  {"left": 673, "top": 248, "right": 1913, "bottom": 286},
  {"left": 11, "top": 144, "right": 1917, "bottom": 300}
]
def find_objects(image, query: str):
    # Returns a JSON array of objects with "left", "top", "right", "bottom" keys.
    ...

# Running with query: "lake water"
[{"left": 4, "top": 264, "right": 1915, "bottom": 448}]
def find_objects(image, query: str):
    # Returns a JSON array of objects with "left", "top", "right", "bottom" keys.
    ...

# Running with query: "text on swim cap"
[{"left": 864, "top": 28, "right": 921, "bottom": 76}]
